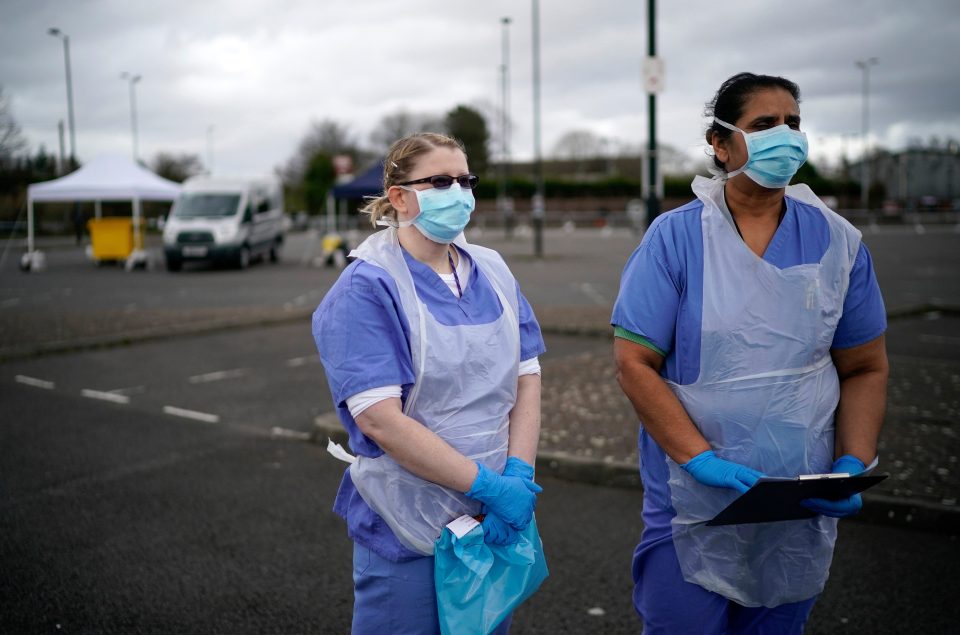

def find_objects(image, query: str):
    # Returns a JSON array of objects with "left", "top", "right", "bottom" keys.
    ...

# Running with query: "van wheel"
[
  {"left": 235, "top": 246, "right": 251, "bottom": 269},
  {"left": 269, "top": 240, "right": 281, "bottom": 263}
]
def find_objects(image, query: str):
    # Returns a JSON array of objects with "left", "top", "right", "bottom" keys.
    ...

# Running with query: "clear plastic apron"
[
  {"left": 347, "top": 228, "right": 520, "bottom": 556},
  {"left": 666, "top": 176, "right": 862, "bottom": 607}
]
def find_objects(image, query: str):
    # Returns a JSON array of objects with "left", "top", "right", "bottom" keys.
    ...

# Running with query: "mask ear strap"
[
  {"left": 712, "top": 118, "right": 749, "bottom": 178},
  {"left": 379, "top": 185, "right": 419, "bottom": 228}
]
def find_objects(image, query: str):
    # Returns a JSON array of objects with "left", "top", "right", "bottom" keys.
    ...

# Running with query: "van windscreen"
[{"left": 174, "top": 194, "right": 241, "bottom": 218}]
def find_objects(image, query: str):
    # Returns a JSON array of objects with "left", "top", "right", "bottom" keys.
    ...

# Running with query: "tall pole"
[
  {"left": 499, "top": 16, "right": 514, "bottom": 237},
  {"left": 57, "top": 120, "right": 66, "bottom": 175},
  {"left": 48, "top": 28, "right": 76, "bottom": 165},
  {"left": 206, "top": 125, "right": 214, "bottom": 175},
  {"left": 855, "top": 57, "right": 878, "bottom": 211},
  {"left": 121, "top": 72, "right": 141, "bottom": 162},
  {"left": 646, "top": 0, "right": 660, "bottom": 223},
  {"left": 531, "top": 0, "right": 544, "bottom": 257}
]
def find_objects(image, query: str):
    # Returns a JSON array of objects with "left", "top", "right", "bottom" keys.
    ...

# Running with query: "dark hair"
[{"left": 705, "top": 72, "right": 801, "bottom": 170}]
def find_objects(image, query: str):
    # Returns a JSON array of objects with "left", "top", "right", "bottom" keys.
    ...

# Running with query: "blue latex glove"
[
  {"left": 681, "top": 450, "right": 764, "bottom": 494},
  {"left": 479, "top": 458, "right": 538, "bottom": 545},
  {"left": 466, "top": 462, "right": 542, "bottom": 530},
  {"left": 480, "top": 507, "right": 519, "bottom": 545},
  {"left": 502, "top": 456, "right": 536, "bottom": 480},
  {"left": 801, "top": 455, "right": 867, "bottom": 518}
]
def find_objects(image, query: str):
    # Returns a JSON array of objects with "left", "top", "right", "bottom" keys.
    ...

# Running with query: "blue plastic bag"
[{"left": 434, "top": 515, "right": 548, "bottom": 635}]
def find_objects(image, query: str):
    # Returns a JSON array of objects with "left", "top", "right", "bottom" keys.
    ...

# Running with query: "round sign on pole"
[
  {"left": 642, "top": 57, "right": 665, "bottom": 94},
  {"left": 333, "top": 154, "right": 353, "bottom": 176}
]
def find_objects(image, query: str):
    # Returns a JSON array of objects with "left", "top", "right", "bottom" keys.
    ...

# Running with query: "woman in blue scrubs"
[
  {"left": 313, "top": 133, "right": 545, "bottom": 634},
  {"left": 612, "top": 73, "right": 889, "bottom": 634}
]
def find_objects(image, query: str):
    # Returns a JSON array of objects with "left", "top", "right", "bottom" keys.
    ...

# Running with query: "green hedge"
[{"left": 474, "top": 175, "right": 696, "bottom": 199}]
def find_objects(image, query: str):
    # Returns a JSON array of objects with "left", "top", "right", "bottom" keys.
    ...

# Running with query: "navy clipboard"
[{"left": 707, "top": 473, "right": 888, "bottom": 526}]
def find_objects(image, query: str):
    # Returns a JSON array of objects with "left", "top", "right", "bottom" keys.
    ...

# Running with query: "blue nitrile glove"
[
  {"left": 681, "top": 450, "right": 764, "bottom": 494},
  {"left": 801, "top": 454, "right": 867, "bottom": 518},
  {"left": 502, "top": 456, "right": 536, "bottom": 481},
  {"left": 479, "top": 458, "right": 538, "bottom": 545},
  {"left": 480, "top": 507, "right": 520, "bottom": 545},
  {"left": 466, "top": 462, "right": 542, "bottom": 530}
]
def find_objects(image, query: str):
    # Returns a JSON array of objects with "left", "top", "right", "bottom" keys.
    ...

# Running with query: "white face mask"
[{"left": 714, "top": 118, "right": 809, "bottom": 189}]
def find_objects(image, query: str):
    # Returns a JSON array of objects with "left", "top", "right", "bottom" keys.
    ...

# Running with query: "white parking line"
[
  {"left": 1, "top": 298, "right": 22, "bottom": 308},
  {"left": 270, "top": 426, "right": 312, "bottom": 441},
  {"left": 188, "top": 368, "right": 248, "bottom": 384},
  {"left": 81, "top": 389, "right": 131, "bottom": 404},
  {"left": 163, "top": 405, "right": 220, "bottom": 423},
  {"left": 15, "top": 375, "right": 55, "bottom": 389},
  {"left": 577, "top": 282, "right": 608, "bottom": 307},
  {"left": 285, "top": 356, "right": 318, "bottom": 368}
]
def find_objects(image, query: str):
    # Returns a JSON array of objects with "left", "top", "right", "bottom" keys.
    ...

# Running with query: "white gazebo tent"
[{"left": 23, "top": 154, "right": 181, "bottom": 270}]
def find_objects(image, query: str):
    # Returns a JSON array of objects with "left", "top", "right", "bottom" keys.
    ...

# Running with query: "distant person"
[
  {"left": 612, "top": 72, "right": 889, "bottom": 633},
  {"left": 313, "top": 132, "right": 546, "bottom": 633}
]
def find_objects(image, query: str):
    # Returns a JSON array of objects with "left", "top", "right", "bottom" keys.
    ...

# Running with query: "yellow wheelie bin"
[{"left": 87, "top": 217, "right": 145, "bottom": 263}]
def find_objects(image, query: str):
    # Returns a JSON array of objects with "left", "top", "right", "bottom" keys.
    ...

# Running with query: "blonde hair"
[{"left": 360, "top": 132, "right": 467, "bottom": 227}]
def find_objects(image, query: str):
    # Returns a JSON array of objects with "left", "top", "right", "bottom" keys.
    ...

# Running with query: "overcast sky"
[{"left": 2, "top": 0, "right": 958, "bottom": 177}]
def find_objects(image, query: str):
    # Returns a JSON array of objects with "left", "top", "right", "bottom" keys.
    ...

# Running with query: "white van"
[{"left": 162, "top": 176, "right": 285, "bottom": 271}]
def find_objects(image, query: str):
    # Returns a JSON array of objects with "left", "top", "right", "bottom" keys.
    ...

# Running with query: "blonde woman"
[{"left": 313, "top": 133, "right": 545, "bottom": 633}]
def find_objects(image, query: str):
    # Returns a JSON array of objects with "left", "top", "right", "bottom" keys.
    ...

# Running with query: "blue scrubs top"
[
  {"left": 314, "top": 246, "right": 546, "bottom": 562},
  {"left": 611, "top": 195, "right": 887, "bottom": 541}
]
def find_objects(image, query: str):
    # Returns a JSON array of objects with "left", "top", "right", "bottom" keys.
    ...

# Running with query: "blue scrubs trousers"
[
  {"left": 632, "top": 533, "right": 817, "bottom": 635},
  {"left": 352, "top": 543, "right": 513, "bottom": 634}
]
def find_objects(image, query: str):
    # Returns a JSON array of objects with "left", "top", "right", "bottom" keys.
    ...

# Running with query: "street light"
[
  {"left": 120, "top": 72, "right": 142, "bottom": 162},
  {"left": 855, "top": 57, "right": 878, "bottom": 211},
  {"left": 531, "top": 0, "right": 544, "bottom": 257},
  {"left": 499, "top": 16, "right": 514, "bottom": 237},
  {"left": 47, "top": 27, "right": 76, "bottom": 166}
]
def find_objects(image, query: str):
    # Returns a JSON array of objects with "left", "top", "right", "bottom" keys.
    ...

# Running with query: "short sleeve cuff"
[{"left": 614, "top": 325, "right": 667, "bottom": 356}]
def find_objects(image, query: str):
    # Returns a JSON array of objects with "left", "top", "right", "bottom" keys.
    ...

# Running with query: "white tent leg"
[
  {"left": 20, "top": 197, "right": 46, "bottom": 272},
  {"left": 126, "top": 197, "right": 147, "bottom": 271},
  {"left": 95, "top": 200, "right": 102, "bottom": 218}
]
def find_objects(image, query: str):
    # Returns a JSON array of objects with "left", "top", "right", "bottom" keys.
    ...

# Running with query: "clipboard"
[{"left": 707, "top": 473, "right": 888, "bottom": 526}]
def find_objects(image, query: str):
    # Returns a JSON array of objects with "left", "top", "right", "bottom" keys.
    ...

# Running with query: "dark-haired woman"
[
  {"left": 314, "top": 132, "right": 545, "bottom": 633},
  {"left": 612, "top": 73, "right": 888, "bottom": 633}
]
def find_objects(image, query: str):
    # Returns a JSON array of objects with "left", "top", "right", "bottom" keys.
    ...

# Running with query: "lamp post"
[
  {"left": 120, "top": 72, "right": 141, "bottom": 162},
  {"left": 499, "top": 16, "right": 514, "bottom": 238},
  {"left": 855, "top": 57, "right": 878, "bottom": 211},
  {"left": 206, "top": 125, "right": 215, "bottom": 175},
  {"left": 531, "top": 0, "right": 544, "bottom": 257},
  {"left": 47, "top": 27, "right": 76, "bottom": 165}
]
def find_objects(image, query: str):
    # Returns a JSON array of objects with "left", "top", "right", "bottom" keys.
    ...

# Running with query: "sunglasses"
[{"left": 398, "top": 174, "right": 480, "bottom": 190}]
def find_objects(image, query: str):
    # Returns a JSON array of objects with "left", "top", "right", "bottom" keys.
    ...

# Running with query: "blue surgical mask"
[
  {"left": 391, "top": 184, "right": 475, "bottom": 244},
  {"left": 714, "top": 118, "right": 809, "bottom": 189}
]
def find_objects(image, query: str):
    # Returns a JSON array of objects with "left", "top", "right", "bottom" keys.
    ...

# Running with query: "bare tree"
[
  {"left": 551, "top": 130, "right": 605, "bottom": 161},
  {"left": 281, "top": 119, "right": 361, "bottom": 185},
  {"left": 150, "top": 151, "right": 205, "bottom": 183},
  {"left": 368, "top": 109, "right": 444, "bottom": 154},
  {"left": 0, "top": 85, "right": 28, "bottom": 164}
]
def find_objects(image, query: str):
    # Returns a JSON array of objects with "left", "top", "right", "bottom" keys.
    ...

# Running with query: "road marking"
[
  {"left": 81, "top": 389, "right": 131, "bottom": 404},
  {"left": 188, "top": 368, "right": 248, "bottom": 384},
  {"left": 163, "top": 405, "right": 220, "bottom": 423},
  {"left": 1, "top": 297, "right": 22, "bottom": 308},
  {"left": 285, "top": 356, "right": 318, "bottom": 367},
  {"left": 270, "top": 426, "right": 312, "bottom": 441},
  {"left": 15, "top": 375, "right": 55, "bottom": 389},
  {"left": 577, "top": 282, "right": 608, "bottom": 306},
  {"left": 109, "top": 385, "right": 146, "bottom": 396}
]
